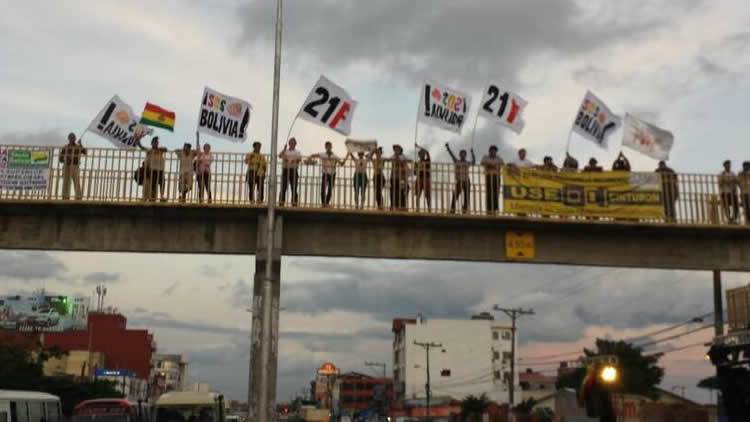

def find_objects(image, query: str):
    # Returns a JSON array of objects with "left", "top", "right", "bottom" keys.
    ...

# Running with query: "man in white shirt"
[
  {"left": 510, "top": 148, "right": 535, "bottom": 168},
  {"left": 313, "top": 141, "right": 346, "bottom": 206},
  {"left": 279, "top": 137, "right": 302, "bottom": 206},
  {"left": 480, "top": 145, "right": 504, "bottom": 214},
  {"left": 719, "top": 159, "right": 739, "bottom": 223}
]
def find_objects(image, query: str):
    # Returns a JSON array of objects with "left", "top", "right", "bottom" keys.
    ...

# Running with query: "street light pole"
[
  {"left": 493, "top": 306, "right": 534, "bottom": 408},
  {"left": 413, "top": 341, "right": 441, "bottom": 421},
  {"left": 253, "top": 1, "right": 283, "bottom": 422}
]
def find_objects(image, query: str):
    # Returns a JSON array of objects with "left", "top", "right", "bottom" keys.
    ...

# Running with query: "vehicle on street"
[
  {"left": 73, "top": 398, "right": 150, "bottom": 422},
  {"left": 153, "top": 392, "right": 225, "bottom": 422},
  {"left": 0, "top": 390, "right": 62, "bottom": 422}
]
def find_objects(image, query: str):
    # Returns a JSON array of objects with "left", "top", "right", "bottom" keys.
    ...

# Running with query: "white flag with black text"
[{"left": 297, "top": 75, "right": 358, "bottom": 136}]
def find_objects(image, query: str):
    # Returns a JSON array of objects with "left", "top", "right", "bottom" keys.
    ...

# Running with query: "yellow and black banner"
[{"left": 502, "top": 168, "right": 663, "bottom": 218}]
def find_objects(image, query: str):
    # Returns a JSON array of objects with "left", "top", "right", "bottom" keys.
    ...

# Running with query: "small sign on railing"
[{"left": 505, "top": 231, "right": 534, "bottom": 259}]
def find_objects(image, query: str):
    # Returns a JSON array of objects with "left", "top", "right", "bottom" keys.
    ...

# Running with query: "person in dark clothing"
[
  {"left": 611, "top": 152, "right": 631, "bottom": 171},
  {"left": 414, "top": 144, "right": 432, "bottom": 212},
  {"left": 655, "top": 160, "right": 679, "bottom": 222},
  {"left": 446, "top": 143, "right": 476, "bottom": 214}
]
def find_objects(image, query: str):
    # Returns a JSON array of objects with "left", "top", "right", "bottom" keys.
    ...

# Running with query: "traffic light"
[{"left": 581, "top": 365, "right": 616, "bottom": 421}]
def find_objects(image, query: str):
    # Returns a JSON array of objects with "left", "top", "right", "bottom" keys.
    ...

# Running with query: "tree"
[
  {"left": 556, "top": 338, "right": 665, "bottom": 400},
  {"left": 697, "top": 375, "right": 719, "bottom": 390},
  {"left": 460, "top": 394, "right": 490, "bottom": 422},
  {"left": 0, "top": 340, "right": 123, "bottom": 415},
  {"left": 511, "top": 398, "right": 537, "bottom": 415}
]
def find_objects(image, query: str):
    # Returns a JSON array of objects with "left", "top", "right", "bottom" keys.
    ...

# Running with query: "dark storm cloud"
[
  {"left": 238, "top": 1, "right": 698, "bottom": 87},
  {"left": 0, "top": 251, "right": 68, "bottom": 282},
  {"left": 82, "top": 272, "right": 121, "bottom": 284}
]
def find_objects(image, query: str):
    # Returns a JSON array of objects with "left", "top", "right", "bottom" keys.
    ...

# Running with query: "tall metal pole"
[
  {"left": 713, "top": 270, "right": 724, "bottom": 336},
  {"left": 414, "top": 341, "right": 441, "bottom": 421},
  {"left": 493, "top": 306, "right": 534, "bottom": 407},
  {"left": 255, "top": 1, "right": 283, "bottom": 422}
]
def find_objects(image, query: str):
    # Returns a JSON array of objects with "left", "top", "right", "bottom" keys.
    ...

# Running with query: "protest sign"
[
  {"left": 298, "top": 75, "right": 358, "bottom": 136},
  {"left": 418, "top": 81, "right": 471, "bottom": 134},
  {"left": 197, "top": 87, "right": 252, "bottom": 142},
  {"left": 0, "top": 147, "right": 50, "bottom": 190},
  {"left": 88, "top": 95, "right": 152, "bottom": 148}
]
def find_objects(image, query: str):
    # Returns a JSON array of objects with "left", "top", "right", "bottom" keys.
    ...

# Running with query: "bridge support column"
[
  {"left": 249, "top": 214, "right": 283, "bottom": 422},
  {"left": 713, "top": 270, "right": 724, "bottom": 336}
]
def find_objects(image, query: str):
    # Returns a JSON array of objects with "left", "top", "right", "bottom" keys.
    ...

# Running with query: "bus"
[
  {"left": 0, "top": 390, "right": 62, "bottom": 422},
  {"left": 73, "top": 399, "right": 150, "bottom": 422},
  {"left": 153, "top": 392, "right": 225, "bottom": 422}
]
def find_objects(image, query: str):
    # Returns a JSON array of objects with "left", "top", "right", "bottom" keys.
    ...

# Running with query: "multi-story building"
[
  {"left": 392, "top": 313, "right": 516, "bottom": 405},
  {"left": 43, "top": 349, "right": 106, "bottom": 377},
  {"left": 151, "top": 354, "right": 188, "bottom": 393},
  {"left": 332, "top": 372, "right": 393, "bottom": 415},
  {"left": 95, "top": 368, "right": 149, "bottom": 401},
  {"left": 313, "top": 362, "right": 339, "bottom": 408}
]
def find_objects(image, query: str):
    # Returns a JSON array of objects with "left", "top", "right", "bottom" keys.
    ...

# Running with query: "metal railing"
[{"left": 0, "top": 144, "right": 747, "bottom": 227}]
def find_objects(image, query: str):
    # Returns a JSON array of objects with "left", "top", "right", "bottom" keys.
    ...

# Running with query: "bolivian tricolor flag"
[{"left": 140, "top": 102, "right": 176, "bottom": 131}]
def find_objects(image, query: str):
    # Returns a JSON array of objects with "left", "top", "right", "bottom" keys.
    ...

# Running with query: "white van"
[
  {"left": 0, "top": 390, "right": 62, "bottom": 422},
  {"left": 152, "top": 392, "right": 225, "bottom": 422}
]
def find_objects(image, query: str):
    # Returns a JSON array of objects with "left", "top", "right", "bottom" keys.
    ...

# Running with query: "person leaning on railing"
[
  {"left": 136, "top": 136, "right": 167, "bottom": 202},
  {"left": 718, "top": 160, "right": 739, "bottom": 224},
  {"left": 312, "top": 141, "right": 346, "bottom": 207},
  {"left": 740, "top": 161, "right": 750, "bottom": 226},
  {"left": 480, "top": 145, "right": 503, "bottom": 215},
  {"left": 279, "top": 137, "right": 302, "bottom": 206},
  {"left": 245, "top": 141, "right": 267, "bottom": 203},
  {"left": 174, "top": 139, "right": 198, "bottom": 203},
  {"left": 655, "top": 160, "right": 678, "bottom": 223},
  {"left": 59, "top": 132, "right": 87, "bottom": 200},
  {"left": 347, "top": 149, "right": 373, "bottom": 210}
]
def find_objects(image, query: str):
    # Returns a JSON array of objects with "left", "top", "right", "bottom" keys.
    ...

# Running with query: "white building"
[
  {"left": 150, "top": 354, "right": 188, "bottom": 392},
  {"left": 392, "top": 313, "right": 517, "bottom": 405}
]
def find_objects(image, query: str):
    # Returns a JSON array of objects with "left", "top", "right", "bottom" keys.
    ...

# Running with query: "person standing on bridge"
[
  {"left": 611, "top": 152, "right": 631, "bottom": 171},
  {"left": 719, "top": 160, "right": 740, "bottom": 223},
  {"left": 414, "top": 144, "right": 432, "bottom": 212},
  {"left": 583, "top": 158, "right": 603, "bottom": 172},
  {"left": 510, "top": 148, "right": 535, "bottom": 168},
  {"left": 561, "top": 153, "right": 579, "bottom": 172},
  {"left": 174, "top": 141, "right": 197, "bottom": 203},
  {"left": 245, "top": 141, "right": 267, "bottom": 203},
  {"left": 196, "top": 138, "right": 213, "bottom": 204},
  {"left": 655, "top": 161, "right": 679, "bottom": 223},
  {"left": 137, "top": 136, "right": 167, "bottom": 202},
  {"left": 480, "top": 145, "right": 503, "bottom": 215},
  {"left": 279, "top": 138, "right": 302, "bottom": 206},
  {"left": 446, "top": 143, "right": 476, "bottom": 214},
  {"left": 739, "top": 161, "right": 750, "bottom": 225},
  {"left": 313, "top": 141, "right": 346, "bottom": 207},
  {"left": 373, "top": 147, "right": 386, "bottom": 210},
  {"left": 347, "top": 149, "right": 372, "bottom": 209},
  {"left": 59, "top": 132, "right": 87, "bottom": 200},
  {"left": 389, "top": 144, "right": 410, "bottom": 211}
]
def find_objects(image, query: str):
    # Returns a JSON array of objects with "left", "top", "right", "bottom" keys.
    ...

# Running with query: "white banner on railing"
[
  {"left": 88, "top": 95, "right": 153, "bottom": 148},
  {"left": 197, "top": 87, "right": 252, "bottom": 143},
  {"left": 0, "top": 147, "right": 50, "bottom": 190}
]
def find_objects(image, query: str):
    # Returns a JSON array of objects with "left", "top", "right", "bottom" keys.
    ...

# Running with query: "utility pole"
[
  {"left": 413, "top": 341, "right": 441, "bottom": 422},
  {"left": 365, "top": 361, "right": 387, "bottom": 378},
  {"left": 713, "top": 270, "right": 724, "bottom": 336},
  {"left": 493, "top": 306, "right": 534, "bottom": 407}
]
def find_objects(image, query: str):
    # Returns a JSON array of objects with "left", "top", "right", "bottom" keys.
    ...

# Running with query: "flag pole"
[
  {"left": 564, "top": 130, "right": 573, "bottom": 155},
  {"left": 285, "top": 115, "right": 299, "bottom": 146},
  {"left": 469, "top": 111, "right": 481, "bottom": 150}
]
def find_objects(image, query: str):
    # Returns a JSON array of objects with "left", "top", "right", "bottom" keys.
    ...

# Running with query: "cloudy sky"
[{"left": 3, "top": 0, "right": 750, "bottom": 404}]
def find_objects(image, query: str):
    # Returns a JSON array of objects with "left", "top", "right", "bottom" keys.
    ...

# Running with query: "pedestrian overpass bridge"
[{"left": 0, "top": 144, "right": 748, "bottom": 271}]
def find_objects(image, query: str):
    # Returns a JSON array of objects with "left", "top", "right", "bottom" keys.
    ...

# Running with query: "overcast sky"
[{"left": 2, "top": 0, "right": 750, "bottom": 404}]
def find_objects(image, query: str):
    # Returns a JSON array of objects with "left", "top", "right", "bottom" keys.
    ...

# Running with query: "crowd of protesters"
[{"left": 51, "top": 134, "right": 750, "bottom": 225}]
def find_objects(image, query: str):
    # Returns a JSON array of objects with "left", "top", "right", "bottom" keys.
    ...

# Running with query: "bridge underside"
[{"left": 1, "top": 201, "right": 749, "bottom": 271}]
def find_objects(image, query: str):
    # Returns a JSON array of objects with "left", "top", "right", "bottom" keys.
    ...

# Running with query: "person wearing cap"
[
  {"left": 583, "top": 158, "right": 603, "bottom": 172},
  {"left": 279, "top": 138, "right": 302, "bottom": 206},
  {"left": 174, "top": 140, "right": 198, "bottom": 203},
  {"left": 446, "top": 143, "right": 476, "bottom": 214},
  {"left": 739, "top": 161, "right": 750, "bottom": 225},
  {"left": 312, "top": 141, "right": 346, "bottom": 207},
  {"left": 655, "top": 160, "right": 678, "bottom": 222},
  {"left": 718, "top": 159, "right": 739, "bottom": 223},
  {"left": 480, "top": 145, "right": 504, "bottom": 214},
  {"left": 59, "top": 132, "right": 87, "bottom": 200},
  {"left": 245, "top": 141, "right": 267, "bottom": 203},
  {"left": 137, "top": 136, "right": 167, "bottom": 202},
  {"left": 388, "top": 144, "right": 410, "bottom": 210}
]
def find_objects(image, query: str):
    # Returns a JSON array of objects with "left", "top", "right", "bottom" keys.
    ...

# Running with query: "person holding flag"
[
  {"left": 279, "top": 138, "right": 302, "bottom": 206},
  {"left": 59, "top": 132, "right": 87, "bottom": 200},
  {"left": 414, "top": 144, "right": 432, "bottom": 212},
  {"left": 196, "top": 137, "right": 213, "bottom": 204},
  {"left": 174, "top": 140, "right": 198, "bottom": 203}
]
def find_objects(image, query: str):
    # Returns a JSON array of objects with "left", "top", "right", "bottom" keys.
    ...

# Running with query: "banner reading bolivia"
[
  {"left": 140, "top": 102, "right": 176, "bottom": 132},
  {"left": 502, "top": 168, "right": 663, "bottom": 219}
]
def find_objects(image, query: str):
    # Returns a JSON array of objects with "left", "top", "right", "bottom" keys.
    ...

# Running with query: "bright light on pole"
[{"left": 600, "top": 365, "right": 618, "bottom": 383}]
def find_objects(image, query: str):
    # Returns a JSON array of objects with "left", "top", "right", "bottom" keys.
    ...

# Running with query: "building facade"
[
  {"left": 95, "top": 368, "right": 149, "bottom": 401},
  {"left": 313, "top": 362, "right": 339, "bottom": 408},
  {"left": 43, "top": 350, "right": 106, "bottom": 378},
  {"left": 392, "top": 314, "right": 516, "bottom": 405},
  {"left": 332, "top": 372, "right": 393, "bottom": 415},
  {"left": 151, "top": 354, "right": 188, "bottom": 393}
]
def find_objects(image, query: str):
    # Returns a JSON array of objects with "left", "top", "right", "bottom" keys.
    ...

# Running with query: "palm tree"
[{"left": 460, "top": 394, "right": 490, "bottom": 422}]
